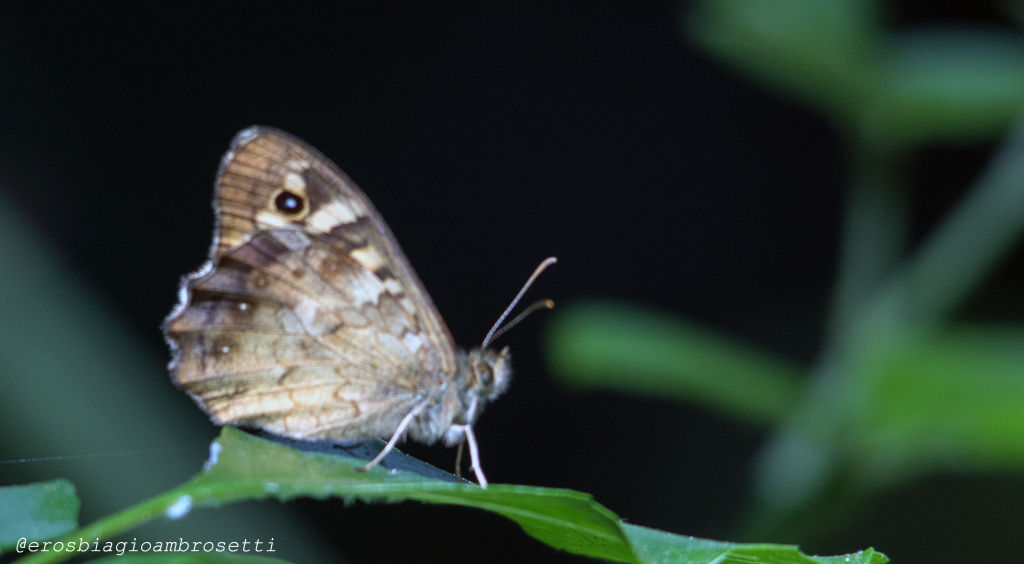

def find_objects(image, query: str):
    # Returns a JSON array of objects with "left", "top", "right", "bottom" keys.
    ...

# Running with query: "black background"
[{"left": 1, "top": 3, "right": 1020, "bottom": 563}]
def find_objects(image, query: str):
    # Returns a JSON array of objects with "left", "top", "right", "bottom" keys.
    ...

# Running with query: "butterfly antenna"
[
  {"left": 486, "top": 299, "right": 555, "bottom": 345},
  {"left": 482, "top": 257, "right": 557, "bottom": 348}
]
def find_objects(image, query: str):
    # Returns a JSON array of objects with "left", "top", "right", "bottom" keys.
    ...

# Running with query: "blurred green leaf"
[
  {"left": 687, "top": 0, "right": 880, "bottom": 119},
  {"left": 22, "top": 429, "right": 885, "bottom": 564},
  {"left": 689, "top": 2, "right": 1024, "bottom": 148},
  {"left": 0, "top": 479, "right": 79, "bottom": 550},
  {"left": 545, "top": 300, "right": 804, "bottom": 424},
  {"left": 851, "top": 326, "right": 1024, "bottom": 481},
  {"left": 865, "top": 29, "right": 1024, "bottom": 147}
]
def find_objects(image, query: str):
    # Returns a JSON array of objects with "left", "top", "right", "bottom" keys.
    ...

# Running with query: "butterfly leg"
[
  {"left": 450, "top": 424, "right": 487, "bottom": 488},
  {"left": 454, "top": 441, "right": 464, "bottom": 481},
  {"left": 360, "top": 401, "right": 428, "bottom": 472}
]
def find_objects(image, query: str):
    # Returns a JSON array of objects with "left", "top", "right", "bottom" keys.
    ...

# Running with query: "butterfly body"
[{"left": 163, "top": 127, "right": 512, "bottom": 481}]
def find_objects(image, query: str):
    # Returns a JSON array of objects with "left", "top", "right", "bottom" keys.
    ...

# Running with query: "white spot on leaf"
[
  {"left": 165, "top": 495, "right": 192, "bottom": 520},
  {"left": 203, "top": 441, "right": 222, "bottom": 471}
]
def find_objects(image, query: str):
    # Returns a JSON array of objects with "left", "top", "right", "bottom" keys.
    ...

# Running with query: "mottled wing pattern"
[{"left": 163, "top": 127, "right": 458, "bottom": 441}]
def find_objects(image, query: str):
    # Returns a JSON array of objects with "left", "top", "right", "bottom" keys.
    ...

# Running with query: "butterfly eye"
[
  {"left": 474, "top": 362, "right": 494, "bottom": 387},
  {"left": 273, "top": 189, "right": 306, "bottom": 215}
]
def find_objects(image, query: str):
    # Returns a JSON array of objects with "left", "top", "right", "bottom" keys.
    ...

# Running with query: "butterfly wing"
[{"left": 163, "top": 127, "right": 458, "bottom": 441}]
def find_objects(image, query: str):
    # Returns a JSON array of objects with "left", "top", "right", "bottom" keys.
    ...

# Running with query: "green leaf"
[
  {"left": 189, "top": 430, "right": 886, "bottom": 563},
  {"left": 686, "top": 0, "right": 880, "bottom": 119},
  {"left": 851, "top": 326, "right": 1024, "bottom": 480},
  {"left": 865, "top": 29, "right": 1024, "bottom": 147},
  {"left": 0, "top": 479, "right": 79, "bottom": 551},
  {"left": 21, "top": 429, "right": 884, "bottom": 564},
  {"left": 545, "top": 300, "right": 804, "bottom": 424},
  {"left": 188, "top": 429, "right": 637, "bottom": 563},
  {"left": 689, "top": 1, "right": 1024, "bottom": 148},
  {"left": 621, "top": 524, "right": 887, "bottom": 564}
]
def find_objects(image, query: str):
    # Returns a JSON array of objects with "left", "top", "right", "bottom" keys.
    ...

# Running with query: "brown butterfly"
[{"left": 163, "top": 127, "right": 553, "bottom": 487}]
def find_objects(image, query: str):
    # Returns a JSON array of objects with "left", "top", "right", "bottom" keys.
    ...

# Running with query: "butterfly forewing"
[{"left": 164, "top": 127, "right": 459, "bottom": 441}]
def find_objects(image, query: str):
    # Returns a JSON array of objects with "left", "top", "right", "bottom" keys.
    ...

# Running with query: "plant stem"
[
  {"left": 827, "top": 139, "right": 909, "bottom": 340},
  {"left": 866, "top": 113, "right": 1024, "bottom": 329}
]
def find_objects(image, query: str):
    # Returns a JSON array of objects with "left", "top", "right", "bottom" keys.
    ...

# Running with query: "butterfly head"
[
  {"left": 470, "top": 346, "right": 512, "bottom": 399},
  {"left": 453, "top": 346, "right": 512, "bottom": 423}
]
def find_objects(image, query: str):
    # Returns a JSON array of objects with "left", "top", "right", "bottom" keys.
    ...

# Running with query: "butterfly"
[{"left": 162, "top": 126, "right": 554, "bottom": 487}]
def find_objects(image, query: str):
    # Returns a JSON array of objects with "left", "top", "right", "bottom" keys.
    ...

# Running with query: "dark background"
[{"left": 0, "top": 3, "right": 1017, "bottom": 563}]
